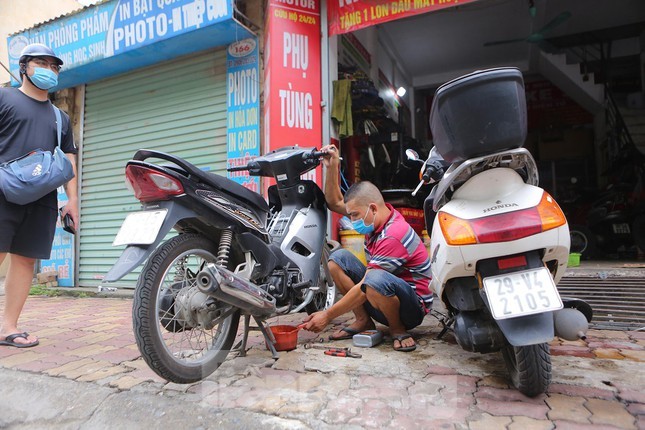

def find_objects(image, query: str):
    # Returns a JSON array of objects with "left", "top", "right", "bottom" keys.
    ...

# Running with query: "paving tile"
[
  {"left": 548, "top": 383, "right": 616, "bottom": 400},
  {"left": 508, "top": 416, "right": 554, "bottom": 430},
  {"left": 551, "top": 345, "right": 595, "bottom": 358},
  {"left": 546, "top": 393, "right": 591, "bottom": 423},
  {"left": 551, "top": 420, "right": 627, "bottom": 429},
  {"left": 619, "top": 350, "right": 645, "bottom": 362},
  {"left": 476, "top": 397, "right": 549, "bottom": 420},
  {"left": 585, "top": 398, "right": 637, "bottom": 429},
  {"left": 468, "top": 413, "right": 512, "bottom": 430},
  {"left": 0, "top": 350, "right": 46, "bottom": 367},
  {"left": 593, "top": 348, "right": 625, "bottom": 360},
  {"left": 475, "top": 386, "right": 547, "bottom": 405},
  {"left": 627, "top": 403, "right": 645, "bottom": 416},
  {"left": 76, "top": 365, "right": 128, "bottom": 382},
  {"left": 587, "top": 341, "right": 644, "bottom": 351},
  {"left": 617, "top": 389, "right": 645, "bottom": 404},
  {"left": 108, "top": 375, "right": 149, "bottom": 390}
]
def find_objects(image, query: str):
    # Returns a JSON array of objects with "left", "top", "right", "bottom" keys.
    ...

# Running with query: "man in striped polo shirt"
[{"left": 302, "top": 145, "right": 433, "bottom": 352}]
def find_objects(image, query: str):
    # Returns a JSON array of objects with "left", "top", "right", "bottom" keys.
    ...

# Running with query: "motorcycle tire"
[
  {"left": 502, "top": 343, "right": 551, "bottom": 397},
  {"left": 569, "top": 224, "right": 599, "bottom": 260},
  {"left": 633, "top": 215, "right": 645, "bottom": 254},
  {"left": 133, "top": 233, "right": 240, "bottom": 384},
  {"left": 305, "top": 241, "right": 337, "bottom": 314}
]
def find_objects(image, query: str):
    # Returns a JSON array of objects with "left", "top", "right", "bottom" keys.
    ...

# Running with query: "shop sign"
[
  {"left": 39, "top": 187, "right": 74, "bottom": 287},
  {"left": 328, "top": 0, "right": 479, "bottom": 35},
  {"left": 7, "top": 0, "right": 234, "bottom": 85},
  {"left": 525, "top": 79, "right": 593, "bottom": 128},
  {"left": 226, "top": 38, "right": 260, "bottom": 192},
  {"left": 264, "top": 0, "right": 322, "bottom": 184}
]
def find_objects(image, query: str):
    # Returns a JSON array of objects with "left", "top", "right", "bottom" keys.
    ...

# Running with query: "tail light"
[
  {"left": 125, "top": 164, "right": 184, "bottom": 202},
  {"left": 439, "top": 191, "right": 566, "bottom": 245}
]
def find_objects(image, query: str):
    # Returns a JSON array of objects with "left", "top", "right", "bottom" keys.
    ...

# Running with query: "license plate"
[
  {"left": 612, "top": 223, "right": 630, "bottom": 234},
  {"left": 112, "top": 209, "right": 167, "bottom": 246},
  {"left": 483, "top": 267, "right": 563, "bottom": 320}
]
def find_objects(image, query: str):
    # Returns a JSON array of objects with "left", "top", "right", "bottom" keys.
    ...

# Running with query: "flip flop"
[
  {"left": 393, "top": 334, "right": 416, "bottom": 352},
  {"left": 329, "top": 327, "right": 360, "bottom": 341},
  {"left": 0, "top": 332, "right": 39, "bottom": 348}
]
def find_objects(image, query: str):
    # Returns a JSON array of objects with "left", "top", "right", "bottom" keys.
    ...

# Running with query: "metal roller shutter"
[{"left": 79, "top": 49, "right": 228, "bottom": 287}]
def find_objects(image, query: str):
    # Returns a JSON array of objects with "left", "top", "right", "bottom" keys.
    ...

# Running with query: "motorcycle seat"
[{"left": 203, "top": 172, "right": 269, "bottom": 215}]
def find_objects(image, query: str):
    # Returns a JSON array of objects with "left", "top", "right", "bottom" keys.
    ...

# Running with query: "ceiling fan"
[{"left": 484, "top": 11, "right": 572, "bottom": 48}]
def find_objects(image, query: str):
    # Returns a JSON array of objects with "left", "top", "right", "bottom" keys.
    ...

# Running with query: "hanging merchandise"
[{"left": 332, "top": 80, "right": 354, "bottom": 138}]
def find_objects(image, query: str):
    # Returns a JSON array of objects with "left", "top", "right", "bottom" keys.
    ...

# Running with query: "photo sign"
[
  {"left": 226, "top": 38, "right": 261, "bottom": 192},
  {"left": 7, "top": 0, "right": 233, "bottom": 84}
]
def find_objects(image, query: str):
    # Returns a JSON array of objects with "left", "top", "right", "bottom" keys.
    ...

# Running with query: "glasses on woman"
[{"left": 31, "top": 58, "right": 61, "bottom": 73}]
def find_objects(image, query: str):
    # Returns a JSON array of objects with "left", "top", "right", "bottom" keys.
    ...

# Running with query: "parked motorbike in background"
[
  {"left": 568, "top": 182, "right": 645, "bottom": 259},
  {"left": 411, "top": 68, "right": 592, "bottom": 396},
  {"left": 104, "top": 146, "right": 336, "bottom": 383}
]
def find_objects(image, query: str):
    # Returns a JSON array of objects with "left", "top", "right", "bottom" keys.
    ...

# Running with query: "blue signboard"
[
  {"left": 39, "top": 187, "right": 74, "bottom": 287},
  {"left": 7, "top": 0, "right": 249, "bottom": 89},
  {"left": 226, "top": 38, "right": 260, "bottom": 192}
]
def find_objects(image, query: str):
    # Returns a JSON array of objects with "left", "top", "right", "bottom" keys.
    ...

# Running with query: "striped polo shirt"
[{"left": 364, "top": 204, "right": 434, "bottom": 312}]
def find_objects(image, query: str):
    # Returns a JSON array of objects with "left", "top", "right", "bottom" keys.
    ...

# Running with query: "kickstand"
[
  {"left": 231, "top": 315, "right": 280, "bottom": 360},
  {"left": 234, "top": 315, "right": 252, "bottom": 357},
  {"left": 255, "top": 316, "right": 279, "bottom": 360},
  {"left": 435, "top": 314, "right": 455, "bottom": 340}
]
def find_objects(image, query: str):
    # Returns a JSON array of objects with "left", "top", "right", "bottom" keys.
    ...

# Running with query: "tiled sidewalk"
[{"left": 1, "top": 295, "right": 644, "bottom": 429}]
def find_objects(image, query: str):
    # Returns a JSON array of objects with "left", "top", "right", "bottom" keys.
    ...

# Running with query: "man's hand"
[
  {"left": 61, "top": 198, "right": 79, "bottom": 230},
  {"left": 321, "top": 144, "right": 340, "bottom": 169},
  {"left": 302, "top": 310, "right": 331, "bottom": 333}
]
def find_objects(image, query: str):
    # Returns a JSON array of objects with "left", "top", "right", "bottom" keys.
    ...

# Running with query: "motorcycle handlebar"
[{"left": 226, "top": 161, "right": 260, "bottom": 173}]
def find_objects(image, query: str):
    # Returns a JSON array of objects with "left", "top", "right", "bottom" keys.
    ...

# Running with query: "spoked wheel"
[
  {"left": 502, "top": 343, "right": 552, "bottom": 397},
  {"left": 133, "top": 233, "right": 240, "bottom": 384},
  {"left": 305, "top": 241, "right": 337, "bottom": 314}
]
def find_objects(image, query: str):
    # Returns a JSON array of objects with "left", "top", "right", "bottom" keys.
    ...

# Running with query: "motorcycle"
[
  {"left": 569, "top": 182, "right": 645, "bottom": 259},
  {"left": 410, "top": 68, "right": 592, "bottom": 396},
  {"left": 104, "top": 146, "right": 337, "bottom": 383}
]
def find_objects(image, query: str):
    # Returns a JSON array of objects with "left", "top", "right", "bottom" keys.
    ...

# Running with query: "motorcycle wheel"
[
  {"left": 133, "top": 233, "right": 240, "bottom": 384},
  {"left": 501, "top": 343, "right": 551, "bottom": 397},
  {"left": 305, "top": 241, "right": 337, "bottom": 314},
  {"left": 633, "top": 215, "right": 645, "bottom": 253},
  {"left": 569, "top": 224, "right": 599, "bottom": 260}
]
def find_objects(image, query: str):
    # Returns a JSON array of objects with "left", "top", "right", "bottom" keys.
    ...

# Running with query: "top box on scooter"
[{"left": 429, "top": 67, "right": 527, "bottom": 163}]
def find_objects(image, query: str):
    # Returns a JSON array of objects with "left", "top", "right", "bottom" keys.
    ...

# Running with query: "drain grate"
[{"left": 557, "top": 277, "right": 645, "bottom": 331}]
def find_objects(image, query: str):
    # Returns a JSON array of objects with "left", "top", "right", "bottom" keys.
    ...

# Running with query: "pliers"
[{"left": 323, "top": 348, "right": 362, "bottom": 358}]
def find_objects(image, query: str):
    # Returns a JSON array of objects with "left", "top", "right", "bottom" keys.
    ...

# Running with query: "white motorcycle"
[{"left": 410, "top": 68, "right": 592, "bottom": 396}]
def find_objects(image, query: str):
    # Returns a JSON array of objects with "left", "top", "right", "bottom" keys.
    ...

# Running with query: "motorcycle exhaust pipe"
[
  {"left": 553, "top": 308, "right": 589, "bottom": 341},
  {"left": 197, "top": 263, "right": 276, "bottom": 316}
]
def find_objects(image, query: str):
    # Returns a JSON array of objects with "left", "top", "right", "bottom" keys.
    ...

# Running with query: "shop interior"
[{"left": 330, "top": 0, "right": 645, "bottom": 261}]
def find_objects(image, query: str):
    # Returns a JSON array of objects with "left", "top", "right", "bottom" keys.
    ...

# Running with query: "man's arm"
[
  {"left": 302, "top": 276, "right": 368, "bottom": 332},
  {"left": 62, "top": 154, "right": 79, "bottom": 229},
  {"left": 321, "top": 144, "right": 348, "bottom": 215}
]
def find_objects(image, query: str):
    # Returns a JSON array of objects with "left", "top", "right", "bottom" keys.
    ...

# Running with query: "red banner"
[
  {"left": 264, "top": 0, "right": 323, "bottom": 188},
  {"left": 328, "top": 0, "right": 479, "bottom": 35}
]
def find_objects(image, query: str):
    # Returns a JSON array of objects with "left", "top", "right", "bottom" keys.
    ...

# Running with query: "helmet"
[{"left": 19, "top": 43, "right": 63, "bottom": 66}]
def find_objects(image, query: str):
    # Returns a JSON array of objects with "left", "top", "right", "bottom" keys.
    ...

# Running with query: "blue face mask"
[
  {"left": 30, "top": 67, "right": 58, "bottom": 90},
  {"left": 351, "top": 206, "right": 375, "bottom": 235}
]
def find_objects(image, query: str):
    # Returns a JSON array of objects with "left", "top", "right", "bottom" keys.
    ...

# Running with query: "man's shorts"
[
  {"left": 329, "top": 249, "right": 426, "bottom": 330},
  {"left": 0, "top": 195, "right": 58, "bottom": 259}
]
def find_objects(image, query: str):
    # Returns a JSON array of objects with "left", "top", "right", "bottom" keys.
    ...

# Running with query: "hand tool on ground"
[
  {"left": 304, "top": 344, "right": 349, "bottom": 351},
  {"left": 323, "top": 348, "right": 362, "bottom": 358}
]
